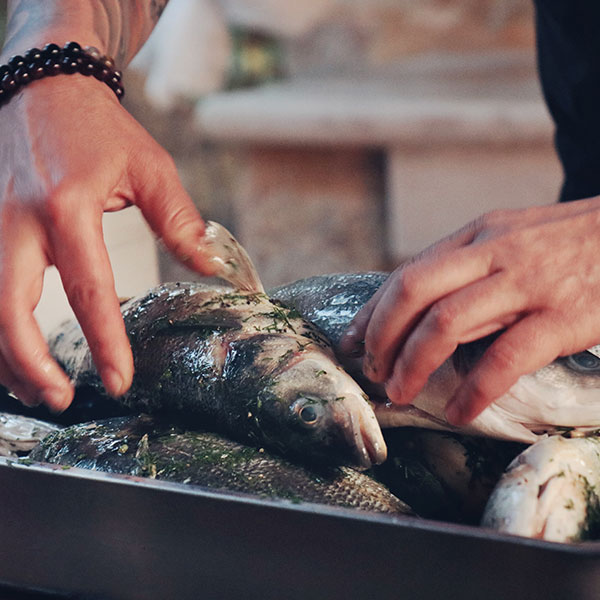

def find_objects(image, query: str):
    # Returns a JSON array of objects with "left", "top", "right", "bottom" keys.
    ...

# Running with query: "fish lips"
[{"left": 330, "top": 402, "right": 387, "bottom": 469}]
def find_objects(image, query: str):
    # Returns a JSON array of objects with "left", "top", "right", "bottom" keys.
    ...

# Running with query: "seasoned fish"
[
  {"left": 481, "top": 435, "right": 600, "bottom": 542},
  {"left": 29, "top": 415, "right": 411, "bottom": 515},
  {"left": 272, "top": 273, "right": 600, "bottom": 443},
  {"left": 49, "top": 283, "right": 385, "bottom": 469}
]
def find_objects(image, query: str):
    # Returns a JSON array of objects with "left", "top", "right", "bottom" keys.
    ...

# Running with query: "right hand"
[{"left": 0, "top": 74, "right": 215, "bottom": 411}]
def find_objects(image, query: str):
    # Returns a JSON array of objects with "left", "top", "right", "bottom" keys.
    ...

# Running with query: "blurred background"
[{"left": 0, "top": 0, "right": 562, "bottom": 330}]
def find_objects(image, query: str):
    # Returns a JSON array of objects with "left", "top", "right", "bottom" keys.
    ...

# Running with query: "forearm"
[
  {"left": 534, "top": 0, "right": 600, "bottom": 202},
  {"left": 2, "top": 0, "right": 169, "bottom": 67}
]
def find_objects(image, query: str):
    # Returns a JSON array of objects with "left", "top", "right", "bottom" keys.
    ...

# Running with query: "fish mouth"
[{"left": 340, "top": 405, "right": 387, "bottom": 470}]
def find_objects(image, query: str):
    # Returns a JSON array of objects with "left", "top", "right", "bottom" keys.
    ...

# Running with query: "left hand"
[{"left": 339, "top": 197, "right": 600, "bottom": 425}]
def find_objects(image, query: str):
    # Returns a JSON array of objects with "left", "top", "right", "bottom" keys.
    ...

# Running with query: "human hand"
[
  {"left": 340, "top": 198, "right": 600, "bottom": 425},
  {"left": 0, "top": 75, "right": 214, "bottom": 411}
]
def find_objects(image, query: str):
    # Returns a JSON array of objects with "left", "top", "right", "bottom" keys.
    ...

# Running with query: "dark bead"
[
  {"left": 13, "top": 66, "right": 31, "bottom": 85},
  {"left": 94, "top": 66, "right": 111, "bottom": 82},
  {"left": 107, "top": 74, "right": 122, "bottom": 88},
  {"left": 113, "top": 85, "right": 124, "bottom": 100},
  {"left": 1, "top": 73, "right": 17, "bottom": 92},
  {"left": 42, "top": 43, "right": 61, "bottom": 57},
  {"left": 78, "top": 57, "right": 97, "bottom": 76},
  {"left": 0, "top": 65, "right": 10, "bottom": 78},
  {"left": 112, "top": 70, "right": 122, "bottom": 82},
  {"left": 24, "top": 47, "right": 42, "bottom": 65},
  {"left": 43, "top": 58, "right": 61, "bottom": 76},
  {"left": 84, "top": 46, "right": 102, "bottom": 60},
  {"left": 0, "top": 86, "right": 14, "bottom": 105},
  {"left": 100, "top": 56, "right": 115, "bottom": 70},
  {"left": 28, "top": 63, "right": 45, "bottom": 80},
  {"left": 63, "top": 41, "right": 82, "bottom": 55},
  {"left": 8, "top": 55, "right": 25, "bottom": 71},
  {"left": 60, "top": 55, "right": 80, "bottom": 74}
]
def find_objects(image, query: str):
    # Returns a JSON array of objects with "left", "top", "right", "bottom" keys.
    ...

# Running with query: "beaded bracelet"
[{"left": 0, "top": 41, "right": 124, "bottom": 106}]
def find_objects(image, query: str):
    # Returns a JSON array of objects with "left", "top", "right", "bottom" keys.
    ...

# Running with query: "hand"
[
  {"left": 0, "top": 75, "right": 213, "bottom": 411},
  {"left": 340, "top": 198, "right": 600, "bottom": 424}
]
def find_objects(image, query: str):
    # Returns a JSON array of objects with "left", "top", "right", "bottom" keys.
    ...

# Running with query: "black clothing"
[{"left": 535, "top": 1, "right": 600, "bottom": 201}]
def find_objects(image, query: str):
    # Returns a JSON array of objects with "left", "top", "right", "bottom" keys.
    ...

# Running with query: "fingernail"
[
  {"left": 38, "top": 388, "right": 69, "bottom": 413},
  {"left": 21, "top": 395, "right": 42, "bottom": 408},
  {"left": 384, "top": 380, "right": 403, "bottom": 404},
  {"left": 102, "top": 367, "right": 125, "bottom": 397}
]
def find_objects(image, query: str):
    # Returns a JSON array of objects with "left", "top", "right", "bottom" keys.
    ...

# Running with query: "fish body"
[
  {"left": 29, "top": 414, "right": 410, "bottom": 515},
  {"left": 272, "top": 273, "right": 600, "bottom": 444},
  {"left": 481, "top": 435, "right": 600, "bottom": 542},
  {"left": 49, "top": 282, "right": 385, "bottom": 469}
]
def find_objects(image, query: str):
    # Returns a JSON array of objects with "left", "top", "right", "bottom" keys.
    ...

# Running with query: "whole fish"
[
  {"left": 271, "top": 273, "right": 600, "bottom": 444},
  {"left": 49, "top": 282, "right": 385, "bottom": 469},
  {"left": 481, "top": 435, "right": 600, "bottom": 542},
  {"left": 28, "top": 414, "right": 411, "bottom": 515}
]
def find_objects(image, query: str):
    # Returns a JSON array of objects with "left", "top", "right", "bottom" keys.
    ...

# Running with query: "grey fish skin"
[
  {"left": 270, "top": 272, "right": 388, "bottom": 396},
  {"left": 272, "top": 273, "right": 600, "bottom": 443},
  {"left": 49, "top": 282, "right": 385, "bottom": 469},
  {"left": 270, "top": 272, "right": 388, "bottom": 347},
  {"left": 29, "top": 415, "right": 411, "bottom": 515}
]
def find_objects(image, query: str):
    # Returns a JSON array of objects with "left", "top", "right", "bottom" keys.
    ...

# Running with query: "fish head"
[
  {"left": 255, "top": 348, "right": 387, "bottom": 469},
  {"left": 453, "top": 336, "right": 600, "bottom": 440}
]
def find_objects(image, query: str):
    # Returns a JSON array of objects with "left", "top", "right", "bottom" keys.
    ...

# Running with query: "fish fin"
[{"left": 202, "top": 221, "right": 265, "bottom": 293}]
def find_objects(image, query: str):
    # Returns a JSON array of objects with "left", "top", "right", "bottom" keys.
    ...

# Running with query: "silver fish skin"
[
  {"left": 28, "top": 415, "right": 410, "bottom": 515},
  {"left": 481, "top": 435, "right": 600, "bottom": 542},
  {"left": 272, "top": 273, "right": 600, "bottom": 444},
  {"left": 49, "top": 282, "right": 385, "bottom": 469},
  {"left": 0, "top": 411, "right": 60, "bottom": 458}
]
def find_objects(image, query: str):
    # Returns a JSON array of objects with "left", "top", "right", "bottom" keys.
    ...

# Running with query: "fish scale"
[{"left": 28, "top": 414, "right": 411, "bottom": 515}]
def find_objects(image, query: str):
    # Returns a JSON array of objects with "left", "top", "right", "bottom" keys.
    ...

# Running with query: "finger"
[
  {"left": 49, "top": 204, "right": 133, "bottom": 397},
  {"left": 338, "top": 277, "right": 392, "bottom": 358},
  {"left": 363, "top": 244, "right": 493, "bottom": 382},
  {"left": 128, "top": 148, "right": 214, "bottom": 275},
  {"left": 0, "top": 227, "right": 73, "bottom": 410},
  {"left": 385, "top": 271, "right": 526, "bottom": 405},
  {"left": 444, "top": 314, "right": 561, "bottom": 425},
  {"left": 0, "top": 349, "right": 43, "bottom": 408},
  {"left": 339, "top": 223, "right": 481, "bottom": 358}
]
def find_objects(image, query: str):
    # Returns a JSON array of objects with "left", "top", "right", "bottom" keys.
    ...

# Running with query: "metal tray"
[{"left": 1, "top": 457, "right": 600, "bottom": 600}]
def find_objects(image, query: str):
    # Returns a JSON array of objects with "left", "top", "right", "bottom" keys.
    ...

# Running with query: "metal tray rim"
[{"left": 3, "top": 456, "right": 600, "bottom": 557}]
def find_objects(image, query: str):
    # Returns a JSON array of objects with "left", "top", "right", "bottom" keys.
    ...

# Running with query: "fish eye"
[
  {"left": 292, "top": 397, "right": 324, "bottom": 427},
  {"left": 566, "top": 351, "right": 600, "bottom": 372},
  {"left": 300, "top": 405, "right": 318, "bottom": 424}
]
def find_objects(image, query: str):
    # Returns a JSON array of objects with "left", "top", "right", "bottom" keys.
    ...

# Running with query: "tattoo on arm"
[{"left": 4, "top": 1, "right": 170, "bottom": 68}]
